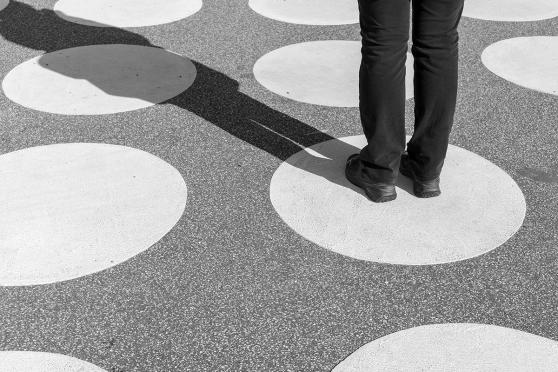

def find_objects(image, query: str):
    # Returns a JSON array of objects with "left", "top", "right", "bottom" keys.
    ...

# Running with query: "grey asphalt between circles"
[{"left": 1, "top": 0, "right": 558, "bottom": 371}]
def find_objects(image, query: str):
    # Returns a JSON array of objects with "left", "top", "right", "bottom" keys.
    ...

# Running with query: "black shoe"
[
  {"left": 399, "top": 154, "right": 441, "bottom": 198},
  {"left": 345, "top": 154, "right": 397, "bottom": 203}
]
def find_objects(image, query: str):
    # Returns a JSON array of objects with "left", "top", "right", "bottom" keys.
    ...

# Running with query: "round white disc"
[
  {"left": 2, "top": 44, "right": 196, "bottom": 115},
  {"left": 0, "top": 143, "right": 187, "bottom": 286},
  {"left": 270, "top": 136, "right": 526, "bottom": 265},
  {"left": 482, "top": 37, "right": 558, "bottom": 96},
  {"left": 249, "top": 0, "right": 358, "bottom": 25},
  {"left": 463, "top": 0, "right": 558, "bottom": 21},
  {"left": 54, "top": 0, "right": 203, "bottom": 28},
  {"left": 0, "top": 351, "right": 107, "bottom": 371},
  {"left": 0, "top": 0, "right": 9, "bottom": 12},
  {"left": 254, "top": 41, "right": 414, "bottom": 107},
  {"left": 333, "top": 324, "right": 558, "bottom": 371}
]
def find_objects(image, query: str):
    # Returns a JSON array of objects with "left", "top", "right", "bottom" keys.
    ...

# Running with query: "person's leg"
[
  {"left": 407, "top": 0, "right": 464, "bottom": 180},
  {"left": 356, "top": 0, "right": 410, "bottom": 185}
]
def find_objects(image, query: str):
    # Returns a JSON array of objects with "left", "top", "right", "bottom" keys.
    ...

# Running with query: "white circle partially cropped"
[
  {"left": 0, "top": 143, "right": 187, "bottom": 286},
  {"left": 482, "top": 37, "right": 558, "bottom": 96},
  {"left": 254, "top": 41, "right": 414, "bottom": 107},
  {"left": 249, "top": 0, "right": 358, "bottom": 25},
  {"left": 270, "top": 136, "right": 525, "bottom": 265},
  {"left": 0, "top": 0, "right": 8, "bottom": 12},
  {"left": 333, "top": 324, "right": 558, "bottom": 371},
  {"left": 463, "top": 0, "right": 558, "bottom": 21},
  {"left": 1, "top": 44, "right": 196, "bottom": 115},
  {"left": 54, "top": 0, "right": 202, "bottom": 28},
  {"left": 0, "top": 351, "right": 107, "bottom": 372}
]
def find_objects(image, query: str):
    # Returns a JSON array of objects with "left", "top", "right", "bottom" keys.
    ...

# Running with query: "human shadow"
[
  {"left": 0, "top": 1, "right": 173, "bottom": 105},
  {"left": 0, "top": 1, "right": 414, "bottom": 196},
  {"left": 0, "top": 1, "right": 153, "bottom": 51}
]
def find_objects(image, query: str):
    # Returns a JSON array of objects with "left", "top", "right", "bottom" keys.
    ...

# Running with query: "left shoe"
[{"left": 345, "top": 154, "right": 397, "bottom": 203}]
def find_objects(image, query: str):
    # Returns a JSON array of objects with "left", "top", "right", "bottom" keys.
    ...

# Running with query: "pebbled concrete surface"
[{"left": 1, "top": 0, "right": 557, "bottom": 371}]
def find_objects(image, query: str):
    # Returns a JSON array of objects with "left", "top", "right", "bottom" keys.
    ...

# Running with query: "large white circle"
[
  {"left": 0, "top": 351, "right": 107, "bottom": 372},
  {"left": 270, "top": 136, "right": 526, "bottom": 265},
  {"left": 0, "top": 0, "right": 8, "bottom": 12},
  {"left": 482, "top": 37, "right": 558, "bottom": 96},
  {"left": 463, "top": 0, "right": 558, "bottom": 21},
  {"left": 1, "top": 44, "right": 196, "bottom": 115},
  {"left": 249, "top": 0, "right": 358, "bottom": 25},
  {"left": 54, "top": 0, "right": 202, "bottom": 28},
  {"left": 0, "top": 143, "right": 187, "bottom": 286},
  {"left": 333, "top": 324, "right": 558, "bottom": 371},
  {"left": 254, "top": 41, "right": 414, "bottom": 107}
]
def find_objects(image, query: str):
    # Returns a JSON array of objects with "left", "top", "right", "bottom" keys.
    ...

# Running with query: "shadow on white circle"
[
  {"left": 0, "top": 143, "right": 187, "bottom": 286},
  {"left": 332, "top": 323, "right": 558, "bottom": 371},
  {"left": 269, "top": 135, "right": 526, "bottom": 265},
  {"left": 249, "top": 0, "right": 358, "bottom": 25},
  {"left": 0, "top": 0, "right": 8, "bottom": 12},
  {"left": 54, "top": 0, "right": 202, "bottom": 28},
  {"left": 463, "top": 0, "right": 558, "bottom": 21},
  {"left": 482, "top": 37, "right": 558, "bottom": 96},
  {"left": 254, "top": 41, "right": 414, "bottom": 107},
  {"left": 1, "top": 44, "right": 196, "bottom": 115},
  {"left": 0, "top": 351, "right": 107, "bottom": 371}
]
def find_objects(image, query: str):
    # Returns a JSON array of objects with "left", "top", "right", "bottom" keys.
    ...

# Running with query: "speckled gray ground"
[{"left": 0, "top": 1, "right": 557, "bottom": 371}]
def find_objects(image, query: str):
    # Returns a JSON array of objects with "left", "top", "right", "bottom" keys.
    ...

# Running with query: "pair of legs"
[{"left": 347, "top": 0, "right": 464, "bottom": 201}]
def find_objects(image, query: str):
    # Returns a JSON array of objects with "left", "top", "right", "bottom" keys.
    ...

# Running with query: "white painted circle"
[
  {"left": 254, "top": 41, "right": 414, "bottom": 107},
  {"left": 0, "top": 351, "right": 107, "bottom": 372},
  {"left": 270, "top": 136, "right": 525, "bottom": 265},
  {"left": 0, "top": 0, "right": 8, "bottom": 12},
  {"left": 333, "top": 324, "right": 558, "bottom": 371},
  {"left": 463, "top": 0, "right": 558, "bottom": 21},
  {"left": 1, "top": 44, "right": 196, "bottom": 115},
  {"left": 249, "top": 0, "right": 358, "bottom": 25},
  {"left": 54, "top": 0, "right": 202, "bottom": 28},
  {"left": 0, "top": 143, "right": 187, "bottom": 286},
  {"left": 482, "top": 37, "right": 558, "bottom": 96}
]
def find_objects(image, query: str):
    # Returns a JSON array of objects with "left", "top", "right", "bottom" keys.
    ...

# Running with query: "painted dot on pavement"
[
  {"left": 254, "top": 41, "right": 414, "bottom": 107},
  {"left": 0, "top": 143, "right": 187, "bottom": 286},
  {"left": 1, "top": 44, "right": 196, "bottom": 115},
  {"left": 249, "top": 0, "right": 358, "bottom": 25},
  {"left": 463, "top": 0, "right": 558, "bottom": 21},
  {"left": 269, "top": 135, "right": 525, "bottom": 265},
  {"left": 0, "top": 0, "right": 8, "bottom": 12},
  {"left": 0, "top": 351, "right": 107, "bottom": 372},
  {"left": 54, "top": 0, "right": 202, "bottom": 28},
  {"left": 482, "top": 37, "right": 558, "bottom": 96},
  {"left": 332, "top": 324, "right": 558, "bottom": 371}
]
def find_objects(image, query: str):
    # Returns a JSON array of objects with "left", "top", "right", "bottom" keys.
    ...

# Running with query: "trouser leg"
[
  {"left": 408, "top": 0, "right": 464, "bottom": 180},
  {"left": 357, "top": 0, "right": 410, "bottom": 183}
]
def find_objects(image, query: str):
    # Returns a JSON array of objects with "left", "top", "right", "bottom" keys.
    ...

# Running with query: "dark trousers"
[{"left": 358, "top": 0, "right": 464, "bottom": 182}]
